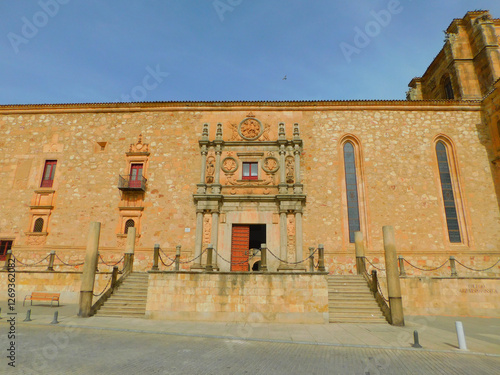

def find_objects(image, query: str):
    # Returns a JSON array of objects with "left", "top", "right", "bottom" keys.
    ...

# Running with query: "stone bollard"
[
  {"left": 51, "top": 311, "right": 59, "bottom": 324},
  {"left": 398, "top": 256, "right": 406, "bottom": 277},
  {"left": 450, "top": 256, "right": 458, "bottom": 277},
  {"left": 24, "top": 309, "right": 32, "bottom": 322},
  {"left": 370, "top": 270, "right": 378, "bottom": 294},
  {"left": 317, "top": 244, "right": 326, "bottom": 272},
  {"left": 455, "top": 321, "right": 468, "bottom": 350},
  {"left": 111, "top": 266, "right": 119, "bottom": 290},
  {"left": 354, "top": 231, "right": 366, "bottom": 275},
  {"left": 175, "top": 245, "right": 181, "bottom": 271},
  {"left": 260, "top": 243, "right": 268, "bottom": 272},
  {"left": 78, "top": 222, "right": 101, "bottom": 318},
  {"left": 47, "top": 251, "right": 56, "bottom": 271},
  {"left": 2, "top": 250, "right": 12, "bottom": 271},
  {"left": 151, "top": 244, "right": 160, "bottom": 271},
  {"left": 123, "top": 227, "right": 136, "bottom": 273},
  {"left": 412, "top": 330, "right": 422, "bottom": 348},
  {"left": 309, "top": 247, "right": 315, "bottom": 273},
  {"left": 205, "top": 244, "right": 214, "bottom": 272},
  {"left": 383, "top": 226, "right": 404, "bottom": 326}
]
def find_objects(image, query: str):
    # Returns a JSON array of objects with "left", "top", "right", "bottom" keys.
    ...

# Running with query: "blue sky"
[{"left": 1, "top": 0, "right": 500, "bottom": 104}]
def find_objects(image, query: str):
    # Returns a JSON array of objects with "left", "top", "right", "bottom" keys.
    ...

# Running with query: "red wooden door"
[
  {"left": 129, "top": 164, "right": 143, "bottom": 188},
  {"left": 231, "top": 225, "right": 250, "bottom": 271}
]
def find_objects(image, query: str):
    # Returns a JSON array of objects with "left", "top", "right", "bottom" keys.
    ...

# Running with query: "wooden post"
[
  {"left": 450, "top": 256, "right": 458, "bottom": 277},
  {"left": 260, "top": 243, "right": 268, "bottom": 272},
  {"left": 111, "top": 266, "right": 119, "bottom": 290},
  {"left": 151, "top": 244, "right": 160, "bottom": 271},
  {"left": 78, "top": 222, "right": 101, "bottom": 318},
  {"left": 2, "top": 250, "right": 13, "bottom": 271},
  {"left": 47, "top": 251, "right": 55, "bottom": 271},
  {"left": 398, "top": 256, "right": 406, "bottom": 277},
  {"left": 383, "top": 226, "right": 404, "bottom": 326},
  {"left": 317, "top": 244, "right": 326, "bottom": 272},
  {"left": 354, "top": 231, "right": 366, "bottom": 275},
  {"left": 205, "top": 244, "right": 214, "bottom": 272},
  {"left": 309, "top": 247, "right": 315, "bottom": 272},
  {"left": 175, "top": 245, "right": 181, "bottom": 271}
]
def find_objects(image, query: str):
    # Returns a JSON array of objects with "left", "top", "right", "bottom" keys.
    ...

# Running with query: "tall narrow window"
[
  {"left": 343, "top": 142, "right": 361, "bottom": 243},
  {"left": 444, "top": 78, "right": 454, "bottom": 99},
  {"left": 129, "top": 164, "right": 143, "bottom": 188},
  {"left": 41, "top": 160, "right": 57, "bottom": 188},
  {"left": 436, "top": 141, "right": 461, "bottom": 243}
]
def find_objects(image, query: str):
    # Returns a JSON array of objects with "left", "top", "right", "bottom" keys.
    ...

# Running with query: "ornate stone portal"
[{"left": 193, "top": 115, "right": 306, "bottom": 271}]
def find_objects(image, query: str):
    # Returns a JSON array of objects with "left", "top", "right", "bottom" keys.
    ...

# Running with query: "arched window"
[
  {"left": 33, "top": 218, "right": 44, "bottom": 232},
  {"left": 443, "top": 76, "right": 454, "bottom": 99},
  {"left": 436, "top": 141, "right": 462, "bottom": 243},
  {"left": 124, "top": 219, "right": 135, "bottom": 234},
  {"left": 343, "top": 142, "right": 361, "bottom": 243}
]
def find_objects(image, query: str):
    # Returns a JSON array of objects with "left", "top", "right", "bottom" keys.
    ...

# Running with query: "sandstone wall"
[{"left": 145, "top": 272, "right": 329, "bottom": 323}]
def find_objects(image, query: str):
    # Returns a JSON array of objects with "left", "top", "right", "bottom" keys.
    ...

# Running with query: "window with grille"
[
  {"left": 343, "top": 142, "right": 361, "bottom": 243},
  {"left": 33, "top": 218, "right": 44, "bottom": 232},
  {"left": 436, "top": 141, "right": 462, "bottom": 243},
  {"left": 0, "top": 240, "right": 13, "bottom": 261},
  {"left": 242, "top": 162, "right": 258, "bottom": 180},
  {"left": 124, "top": 219, "right": 135, "bottom": 234},
  {"left": 41, "top": 160, "right": 57, "bottom": 188}
]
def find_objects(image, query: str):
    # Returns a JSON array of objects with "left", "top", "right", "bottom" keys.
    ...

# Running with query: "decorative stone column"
[
  {"left": 192, "top": 209, "right": 205, "bottom": 270},
  {"left": 210, "top": 210, "right": 219, "bottom": 269},
  {"left": 197, "top": 145, "right": 208, "bottom": 194},
  {"left": 277, "top": 210, "right": 288, "bottom": 270},
  {"left": 278, "top": 144, "right": 287, "bottom": 194},
  {"left": 294, "top": 210, "right": 306, "bottom": 270},
  {"left": 212, "top": 144, "right": 222, "bottom": 194},
  {"left": 293, "top": 144, "right": 303, "bottom": 194}
]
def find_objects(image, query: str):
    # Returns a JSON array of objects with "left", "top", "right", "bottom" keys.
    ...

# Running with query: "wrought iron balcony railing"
[{"left": 118, "top": 174, "right": 147, "bottom": 191}]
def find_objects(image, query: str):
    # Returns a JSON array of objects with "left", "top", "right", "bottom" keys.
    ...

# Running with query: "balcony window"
[
  {"left": 242, "top": 162, "right": 258, "bottom": 180},
  {"left": 41, "top": 160, "right": 57, "bottom": 188}
]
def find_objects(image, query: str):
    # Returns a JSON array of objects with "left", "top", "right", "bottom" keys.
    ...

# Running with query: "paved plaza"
[{"left": 0, "top": 301, "right": 499, "bottom": 374}]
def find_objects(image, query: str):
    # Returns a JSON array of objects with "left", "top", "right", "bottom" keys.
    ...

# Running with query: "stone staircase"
[
  {"left": 328, "top": 275, "right": 388, "bottom": 324},
  {"left": 96, "top": 272, "right": 149, "bottom": 318}
]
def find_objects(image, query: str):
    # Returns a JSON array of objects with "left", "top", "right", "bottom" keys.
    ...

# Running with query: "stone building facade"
[{"left": 1, "top": 10, "right": 499, "bottom": 277}]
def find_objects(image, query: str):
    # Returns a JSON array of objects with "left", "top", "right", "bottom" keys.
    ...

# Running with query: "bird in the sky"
[{"left": 283, "top": 75, "right": 287, "bottom": 80}]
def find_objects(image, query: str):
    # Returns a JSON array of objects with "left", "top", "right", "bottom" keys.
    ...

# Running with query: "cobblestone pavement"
[{"left": 3, "top": 325, "right": 500, "bottom": 375}]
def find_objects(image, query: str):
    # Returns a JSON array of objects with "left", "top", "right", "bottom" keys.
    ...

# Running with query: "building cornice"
[{"left": 0, "top": 100, "right": 482, "bottom": 114}]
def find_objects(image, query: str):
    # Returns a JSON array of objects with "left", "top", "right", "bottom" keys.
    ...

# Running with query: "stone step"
[
  {"left": 99, "top": 307, "right": 146, "bottom": 313},
  {"left": 108, "top": 295, "right": 147, "bottom": 301},
  {"left": 330, "top": 317, "right": 387, "bottom": 323},
  {"left": 96, "top": 312, "right": 146, "bottom": 318}
]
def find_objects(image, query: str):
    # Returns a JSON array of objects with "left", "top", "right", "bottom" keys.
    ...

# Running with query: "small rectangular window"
[
  {"left": 41, "top": 160, "right": 57, "bottom": 188},
  {"left": 242, "top": 162, "right": 258, "bottom": 180},
  {"left": 0, "top": 240, "right": 13, "bottom": 261}
]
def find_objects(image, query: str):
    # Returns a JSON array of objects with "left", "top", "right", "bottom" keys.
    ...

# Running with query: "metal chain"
[
  {"left": 54, "top": 254, "right": 84, "bottom": 267},
  {"left": 455, "top": 258, "right": 500, "bottom": 272},
  {"left": 376, "top": 278, "right": 389, "bottom": 302},
  {"left": 158, "top": 252, "right": 176, "bottom": 267},
  {"left": 213, "top": 249, "right": 257, "bottom": 266},
  {"left": 365, "top": 257, "right": 386, "bottom": 271},
  {"left": 403, "top": 258, "right": 449, "bottom": 272},
  {"left": 266, "top": 247, "right": 319, "bottom": 265},
  {"left": 159, "top": 248, "right": 176, "bottom": 262},
  {"left": 98, "top": 255, "right": 124, "bottom": 267},
  {"left": 93, "top": 277, "right": 112, "bottom": 297},
  {"left": 178, "top": 247, "right": 208, "bottom": 264},
  {"left": 12, "top": 254, "right": 50, "bottom": 266}
]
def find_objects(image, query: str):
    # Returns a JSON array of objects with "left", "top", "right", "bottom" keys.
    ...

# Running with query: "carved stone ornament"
[
  {"left": 285, "top": 156, "right": 295, "bottom": 184},
  {"left": 221, "top": 156, "right": 238, "bottom": 173},
  {"left": 239, "top": 117, "right": 263, "bottom": 140},
  {"left": 129, "top": 134, "right": 149, "bottom": 153},
  {"left": 206, "top": 156, "right": 216, "bottom": 183},
  {"left": 262, "top": 156, "right": 279, "bottom": 173}
]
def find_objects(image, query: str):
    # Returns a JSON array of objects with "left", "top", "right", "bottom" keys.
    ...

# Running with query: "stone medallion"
[
  {"left": 262, "top": 156, "right": 279, "bottom": 173},
  {"left": 238, "top": 117, "right": 263, "bottom": 140},
  {"left": 221, "top": 156, "right": 238, "bottom": 173}
]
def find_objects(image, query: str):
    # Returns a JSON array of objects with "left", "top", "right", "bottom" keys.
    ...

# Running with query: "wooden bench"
[{"left": 23, "top": 292, "right": 60, "bottom": 307}]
